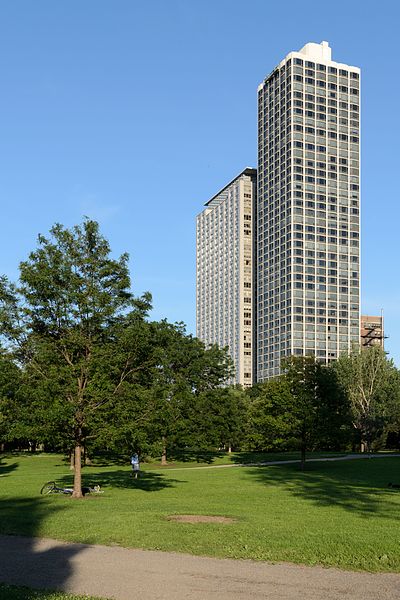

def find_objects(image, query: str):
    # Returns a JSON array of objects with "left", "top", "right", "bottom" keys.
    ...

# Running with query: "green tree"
[
  {"left": 0, "top": 349, "right": 21, "bottom": 449},
  {"left": 282, "top": 356, "right": 319, "bottom": 469},
  {"left": 334, "top": 345, "right": 400, "bottom": 452},
  {"left": 282, "top": 356, "right": 350, "bottom": 469},
  {"left": 148, "top": 321, "right": 234, "bottom": 464},
  {"left": 0, "top": 219, "right": 151, "bottom": 497},
  {"left": 245, "top": 377, "right": 296, "bottom": 451},
  {"left": 185, "top": 386, "right": 247, "bottom": 453}
]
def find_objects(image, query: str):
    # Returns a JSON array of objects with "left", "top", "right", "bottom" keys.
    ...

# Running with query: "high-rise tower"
[
  {"left": 196, "top": 168, "right": 257, "bottom": 387},
  {"left": 257, "top": 42, "right": 360, "bottom": 380}
]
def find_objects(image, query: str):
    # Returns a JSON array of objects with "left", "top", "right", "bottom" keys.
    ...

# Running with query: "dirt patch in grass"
[{"left": 167, "top": 514, "right": 236, "bottom": 524}]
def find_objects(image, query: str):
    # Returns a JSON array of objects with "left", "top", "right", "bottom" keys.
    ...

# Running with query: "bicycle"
[{"left": 40, "top": 481, "right": 103, "bottom": 495}]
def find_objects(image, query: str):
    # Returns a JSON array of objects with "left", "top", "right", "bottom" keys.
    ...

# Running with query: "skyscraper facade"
[
  {"left": 257, "top": 42, "right": 360, "bottom": 380},
  {"left": 196, "top": 168, "right": 257, "bottom": 387}
]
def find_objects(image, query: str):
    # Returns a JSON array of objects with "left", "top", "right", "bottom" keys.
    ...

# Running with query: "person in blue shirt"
[{"left": 131, "top": 453, "right": 140, "bottom": 479}]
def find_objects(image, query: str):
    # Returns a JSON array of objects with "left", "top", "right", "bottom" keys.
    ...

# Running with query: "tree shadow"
[
  {"left": 88, "top": 449, "right": 225, "bottom": 466},
  {"left": 0, "top": 459, "right": 181, "bottom": 597},
  {"left": 168, "top": 449, "right": 224, "bottom": 464},
  {"left": 0, "top": 497, "right": 88, "bottom": 595},
  {"left": 0, "top": 457, "right": 18, "bottom": 477},
  {"left": 230, "top": 451, "right": 299, "bottom": 464},
  {"left": 56, "top": 469, "right": 181, "bottom": 492},
  {"left": 230, "top": 451, "right": 347, "bottom": 465},
  {"left": 65, "top": 452, "right": 127, "bottom": 468},
  {"left": 243, "top": 458, "right": 400, "bottom": 518}
]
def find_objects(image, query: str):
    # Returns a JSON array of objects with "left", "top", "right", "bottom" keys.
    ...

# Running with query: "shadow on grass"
[
  {"left": 56, "top": 469, "right": 181, "bottom": 493},
  {"left": 244, "top": 457, "right": 400, "bottom": 518},
  {"left": 0, "top": 457, "right": 18, "bottom": 477},
  {"left": 230, "top": 451, "right": 300, "bottom": 464},
  {"left": 167, "top": 449, "right": 225, "bottom": 464},
  {"left": 0, "top": 497, "right": 87, "bottom": 595},
  {"left": 88, "top": 449, "right": 225, "bottom": 467},
  {"left": 230, "top": 451, "right": 348, "bottom": 465},
  {"left": 76, "top": 453, "right": 127, "bottom": 468}
]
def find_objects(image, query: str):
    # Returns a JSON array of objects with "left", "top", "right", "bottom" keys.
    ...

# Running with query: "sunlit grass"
[{"left": 1, "top": 452, "right": 400, "bottom": 572}]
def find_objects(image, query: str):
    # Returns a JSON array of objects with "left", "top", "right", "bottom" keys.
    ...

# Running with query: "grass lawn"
[
  {"left": 0, "top": 583, "right": 101, "bottom": 600},
  {"left": 1, "top": 452, "right": 400, "bottom": 572},
  {"left": 125, "top": 449, "right": 347, "bottom": 469}
]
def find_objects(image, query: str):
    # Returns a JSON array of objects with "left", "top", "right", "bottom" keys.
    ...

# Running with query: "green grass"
[
  {"left": 1, "top": 452, "right": 400, "bottom": 572},
  {"left": 91, "top": 449, "right": 348, "bottom": 469},
  {"left": 0, "top": 583, "right": 101, "bottom": 599}
]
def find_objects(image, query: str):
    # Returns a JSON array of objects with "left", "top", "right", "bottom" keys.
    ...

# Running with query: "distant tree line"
[
  {"left": 246, "top": 349, "right": 400, "bottom": 469},
  {"left": 0, "top": 220, "right": 399, "bottom": 496}
]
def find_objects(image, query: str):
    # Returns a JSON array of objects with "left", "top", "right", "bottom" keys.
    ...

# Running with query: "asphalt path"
[
  {"left": 164, "top": 452, "right": 400, "bottom": 470},
  {"left": 1, "top": 535, "right": 400, "bottom": 600}
]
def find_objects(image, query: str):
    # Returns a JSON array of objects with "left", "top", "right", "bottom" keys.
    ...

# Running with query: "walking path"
[
  {"left": 165, "top": 452, "right": 400, "bottom": 470},
  {"left": 1, "top": 534, "right": 400, "bottom": 600}
]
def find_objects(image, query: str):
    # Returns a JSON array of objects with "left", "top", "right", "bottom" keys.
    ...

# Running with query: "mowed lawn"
[{"left": 1, "top": 453, "right": 400, "bottom": 572}]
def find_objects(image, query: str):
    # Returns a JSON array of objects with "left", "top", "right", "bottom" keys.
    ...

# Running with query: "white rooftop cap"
[{"left": 299, "top": 41, "right": 332, "bottom": 61}]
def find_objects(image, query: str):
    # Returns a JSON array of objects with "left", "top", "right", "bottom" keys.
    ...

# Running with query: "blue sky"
[{"left": 0, "top": 0, "right": 399, "bottom": 364}]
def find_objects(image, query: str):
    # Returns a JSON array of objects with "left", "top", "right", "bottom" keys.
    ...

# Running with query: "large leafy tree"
[
  {"left": 245, "top": 377, "right": 297, "bottom": 452},
  {"left": 86, "top": 313, "right": 160, "bottom": 458},
  {"left": 0, "top": 219, "right": 151, "bottom": 497},
  {"left": 282, "top": 356, "right": 350, "bottom": 469},
  {"left": 334, "top": 345, "right": 400, "bottom": 452},
  {"left": 184, "top": 386, "right": 247, "bottom": 453},
  {"left": 0, "top": 349, "right": 22, "bottom": 448},
  {"left": 147, "top": 321, "right": 234, "bottom": 464}
]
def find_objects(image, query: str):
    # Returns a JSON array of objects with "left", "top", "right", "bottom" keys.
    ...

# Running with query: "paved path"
[
  {"left": 164, "top": 453, "right": 400, "bottom": 471},
  {"left": 1, "top": 535, "right": 400, "bottom": 600}
]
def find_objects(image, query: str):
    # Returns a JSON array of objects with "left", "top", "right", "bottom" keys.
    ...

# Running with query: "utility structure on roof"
[{"left": 360, "top": 314, "right": 386, "bottom": 349}]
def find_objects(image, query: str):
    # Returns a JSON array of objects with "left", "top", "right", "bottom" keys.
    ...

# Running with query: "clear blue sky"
[{"left": 0, "top": 0, "right": 399, "bottom": 364}]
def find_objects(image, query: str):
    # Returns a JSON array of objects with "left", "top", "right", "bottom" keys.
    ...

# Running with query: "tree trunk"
[
  {"left": 72, "top": 444, "right": 83, "bottom": 498},
  {"left": 361, "top": 427, "right": 370, "bottom": 453},
  {"left": 227, "top": 443, "right": 232, "bottom": 454},
  {"left": 300, "top": 445, "right": 306, "bottom": 471},
  {"left": 361, "top": 439, "right": 370, "bottom": 453},
  {"left": 70, "top": 451, "right": 75, "bottom": 470},
  {"left": 161, "top": 436, "right": 167, "bottom": 466}
]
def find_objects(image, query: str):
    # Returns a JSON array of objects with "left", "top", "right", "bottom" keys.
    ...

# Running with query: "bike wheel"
[{"left": 40, "top": 481, "right": 56, "bottom": 495}]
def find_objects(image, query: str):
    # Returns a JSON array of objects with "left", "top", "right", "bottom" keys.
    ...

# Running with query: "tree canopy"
[
  {"left": 1, "top": 220, "right": 400, "bottom": 478},
  {"left": 334, "top": 345, "right": 400, "bottom": 452},
  {"left": 0, "top": 219, "right": 236, "bottom": 494}
]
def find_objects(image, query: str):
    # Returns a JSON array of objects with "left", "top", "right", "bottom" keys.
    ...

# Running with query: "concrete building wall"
[
  {"left": 257, "top": 41, "right": 361, "bottom": 380},
  {"left": 196, "top": 168, "right": 257, "bottom": 387}
]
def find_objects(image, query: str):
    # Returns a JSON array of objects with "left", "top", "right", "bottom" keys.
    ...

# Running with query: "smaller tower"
[{"left": 196, "top": 168, "right": 257, "bottom": 387}]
